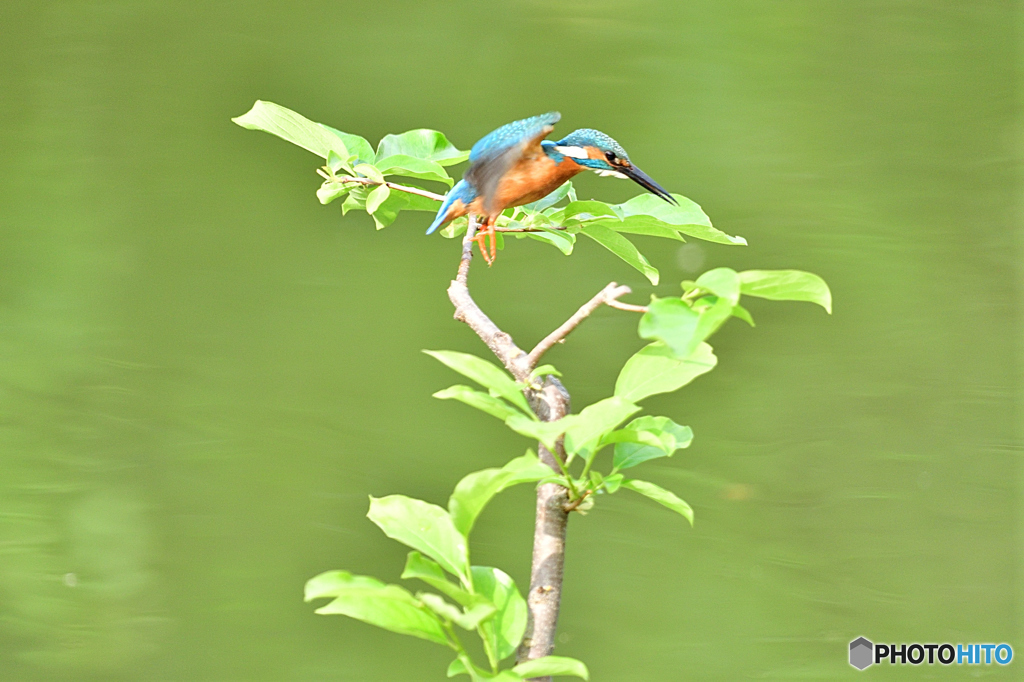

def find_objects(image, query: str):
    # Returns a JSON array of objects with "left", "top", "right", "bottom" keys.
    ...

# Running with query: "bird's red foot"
[{"left": 474, "top": 224, "right": 497, "bottom": 266}]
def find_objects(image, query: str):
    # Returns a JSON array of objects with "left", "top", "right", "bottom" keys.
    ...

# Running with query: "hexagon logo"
[{"left": 849, "top": 637, "right": 874, "bottom": 670}]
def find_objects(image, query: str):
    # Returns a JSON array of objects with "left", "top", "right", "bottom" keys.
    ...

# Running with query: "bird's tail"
[{"left": 426, "top": 180, "right": 474, "bottom": 234}]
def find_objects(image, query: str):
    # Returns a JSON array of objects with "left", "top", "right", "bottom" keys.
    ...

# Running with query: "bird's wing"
[
  {"left": 468, "top": 112, "right": 561, "bottom": 163},
  {"left": 466, "top": 112, "right": 560, "bottom": 214}
]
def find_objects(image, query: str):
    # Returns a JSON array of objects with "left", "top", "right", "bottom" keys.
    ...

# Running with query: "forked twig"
[
  {"left": 443, "top": 215, "right": 648, "bottom": 679},
  {"left": 526, "top": 283, "right": 635, "bottom": 368}
]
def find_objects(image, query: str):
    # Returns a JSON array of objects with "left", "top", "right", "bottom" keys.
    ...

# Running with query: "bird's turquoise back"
[{"left": 469, "top": 112, "right": 561, "bottom": 163}]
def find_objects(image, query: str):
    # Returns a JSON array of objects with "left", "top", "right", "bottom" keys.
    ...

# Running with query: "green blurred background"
[{"left": 0, "top": 1, "right": 1019, "bottom": 680}]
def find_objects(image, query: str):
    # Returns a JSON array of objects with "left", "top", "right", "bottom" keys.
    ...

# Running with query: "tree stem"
[{"left": 444, "top": 219, "right": 646, "bottom": 681}]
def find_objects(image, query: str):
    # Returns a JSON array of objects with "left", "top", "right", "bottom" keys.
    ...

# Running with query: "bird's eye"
[{"left": 604, "top": 151, "right": 617, "bottom": 163}]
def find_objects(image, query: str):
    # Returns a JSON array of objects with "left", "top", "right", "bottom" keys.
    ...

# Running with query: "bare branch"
[
  {"left": 605, "top": 299, "right": 649, "bottom": 313},
  {"left": 320, "top": 172, "right": 447, "bottom": 203},
  {"left": 455, "top": 216, "right": 476, "bottom": 288},
  {"left": 447, "top": 217, "right": 533, "bottom": 381},
  {"left": 494, "top": 225, "right": 567, "bottom": 233},
  {"left": 562, "top": 489, "right": 593, "bottom": 513},
  {"left": 525, "top": 283, "right": 634, "bottom": 369},
  {"left": 516, "top": 388, "right": 570, "bottom": 673},
  {"left": 381, "top": 179, "right": 445, "bottom": 202}
]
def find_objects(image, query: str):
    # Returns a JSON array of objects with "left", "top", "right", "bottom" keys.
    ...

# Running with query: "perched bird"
[{"left": 426, "top": 112, "right": 677, "bottom": 265}]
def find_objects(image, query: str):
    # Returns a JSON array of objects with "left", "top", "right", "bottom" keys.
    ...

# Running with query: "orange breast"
[{"left": 491, "top": 155, "right": 582, "bottom": 214}]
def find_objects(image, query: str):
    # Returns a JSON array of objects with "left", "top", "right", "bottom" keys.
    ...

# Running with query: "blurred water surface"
[{"left": 0, "top": 1, "right": 1019, "bottom": 680}]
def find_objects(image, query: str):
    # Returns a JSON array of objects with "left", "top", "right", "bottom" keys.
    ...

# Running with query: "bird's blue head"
[{"left": 549, "top": 128, "right": 677, "bottom": 205}]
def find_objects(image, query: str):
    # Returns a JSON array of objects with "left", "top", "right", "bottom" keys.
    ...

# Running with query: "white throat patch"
[
  {"left": 596, "top": 169, "right": 628, "bottom": 179},
  {"left": 554, "top": 145, "right": 588, "bottom": 160}
]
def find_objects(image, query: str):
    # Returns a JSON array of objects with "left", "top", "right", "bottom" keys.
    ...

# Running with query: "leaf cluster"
[
  {"left": 438, "top": 188, "right": 747, "bottom": 285},
  {"left": 429, "top": 267, "right": 829, "bottom": 520},
  {"left": 232, "top": 101, "right": 750, "bottom": 283},
  {"left": 305, "top": 451, "right": 588, "bottom": 681},
  {"left": 234, "top": 100, "right": 465, "bottom": 229},
  {"left": 429, "top": 350, "right": 700, "bottom": 523},
  {"left": 638, "top": 267, "right": 832, "bottom": 358}
]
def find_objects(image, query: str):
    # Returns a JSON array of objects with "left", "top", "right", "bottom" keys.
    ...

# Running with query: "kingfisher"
[{"left": 426, "top": 112, "right": 677, "bottom": 265}]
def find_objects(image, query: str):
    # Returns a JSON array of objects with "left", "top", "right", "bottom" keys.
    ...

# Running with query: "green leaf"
[
  {"left": 425, "top": 350, "right": 534, "bottom": 416},
  {"left": 513, "top": 656, "right": 590, "bottom": 680},
  {"left": 639, "top": 297, "right": 733, "bottom": 359},
  {"left": 326, "top": 149, "right": 345, "bottom": 172},
  {"left": 367, "top": 496, "right": 469, "bottom": 581},
  {"left": 391, "top": 189, "right": 439, "bottom": 212},
  {"left": 305, "top": 570, "right": 384, "bottom": 600},
  {"left": 339, "top": 187, "right": 366, "bottom": 214},
  {"left": 638, "top": 298, "right": 698, "bottom": 357},
  {"left": 731, "top": 304, "right": 755, "bottom": 327},
  {"left": 579, "top": 223, "right": 659, "bottom": 285},
  {"left": 365, "top": 184, "right": 391, "bottom": 216},
  {"left": 232, "top": 101, "right": 349, "bottom": 161},
  {"left": 615, "top": 341, "right": 718, "bottom": 402},
  {"left": 449, "top": 451, "right": 553, "bottom": 536},
  {"left": 317, "top": 181, "right": 351, "bottom": 205},
  {"left": 695, "top": 267, "right": 740, "bottom": 305},
  {"left": 530, "top": 364, "right": 562, "bottom": 379},
  {"left": 522, "top": 181, "right": 573, "bottom": 211},
  {"left": 632, "top": 415, "right": 693, "bottom": 447},
  {"left": 621, "top": 479, "right": 694, "bottom": 525},
  {"left": 738, "top": 270, "right": 832, "bottom": 313},
  {"left": 401, "top": 552, "right": 477, "bottom": 606},
  {"left": 522, "top": 228, "right": 575, "bottom": 255},
  {"left": 446, "top": 657, "right": 470, "bottom": 678},
  {"left": 503, "top": 414, "right": 570, "bottom": 451},
  {"left": 613, "top": 416, "right": 693, "bottom": 470},
  {"left": 354, "top": 163, "right": 385, "bottom": 184},
  {"left": 448, "top": 658, "right": 523, "bottom": 681},
  {"left": 561, "top": 200, "right": 619, "bottom": 221},
  {"left": 419, "top": 592, "right": 496, "bottom": 630},
  {"left": 619, "top": 193, "right": 708, "bottom": 222},
  {"left": 456, "top": 601, "right": 497, "bottom": 630},
  {"left": 447, "top": 658, "right": 463, "bottom": 678},
  {"left": 590, "top": 216, "right": 685, "bottom": 241},
  {"left": 600, "top": 428, "right": 667, "bottom": 450},
  {"left": 321, "top": 125, "right": 375, "bottom": 164},
  {"left": 304, "top": 571, "right": 448, "bottom": 645},
  {"left": 376, "top": 154, "right": 454, "bottom": 186},
  {"left": 563, "top": 397, "right": 641, "bottom": 457},
  {"left": 472, "top": 566, "right": 527, "bottom": 661},
  {"left": 510, "top": 211, "right": 554, "bottom": 229},
  {"left": 602, "top": 473, "right": 624, "bottom": 493},
  {"left": 342, "top": 194, "right": 364, "bottom": 214},
  {"left": 441, "top": 216, "right": 469, "bottom": 239},
  {"left": 434, "top": 385, "right": 523, "bottom": 421},
  {"left": 418, "top": 591, "right": 467, "bottom": 623},
  {"left": 376, "top": 129, "right": 469, "bottom": 166},
  {"left": 617, "top": 194, "right": 746, "bottom": 245},
  {"left": 691, "top": 297, "right": 734, "bottom": 349},
  {"left": 370, "top": 188, "right": 440, "bottom": 229}
]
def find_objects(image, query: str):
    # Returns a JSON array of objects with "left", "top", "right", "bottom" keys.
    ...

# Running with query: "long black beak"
[{"left": 622, "top": 164, "right": 678, "bottom": 205}]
